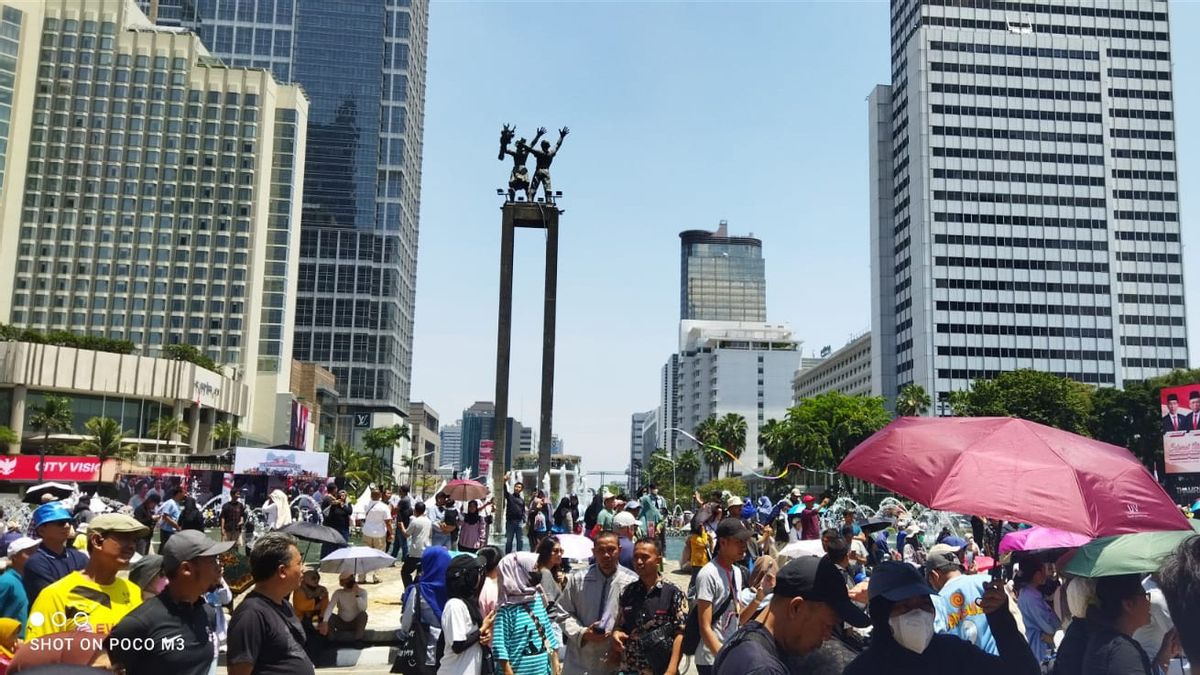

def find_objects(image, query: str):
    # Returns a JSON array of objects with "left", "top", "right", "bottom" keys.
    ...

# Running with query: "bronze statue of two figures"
[{"left": 498, "top": 124, "right": 568, "bottom": 203}]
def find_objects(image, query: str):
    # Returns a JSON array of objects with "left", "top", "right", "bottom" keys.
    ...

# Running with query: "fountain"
[{"left": 0, "top": 497, "right": 33, "bottom": 536}]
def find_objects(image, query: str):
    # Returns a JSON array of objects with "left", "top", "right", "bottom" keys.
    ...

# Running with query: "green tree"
[
  {"left": 211, "top": 420, "right": 242, "bottom": 450},
  {"left": 895, "top": 383, "right": 932, "bottom": 417},
  {"left": 161, "top": 343, "right": 219, "bottom": 372},
  {"left": 948, "top": 369, "right": 1093, "bottom": 435},
  {"left": 148, "top": 415, "right": 190, "bottom": 441},
  {"left": 0, "top": 425, "right": 18, "bottom": 454},
  {"left": 326, "top": 441, "right": 357, "bottom": 477},
  {"left": 363, "top": 424, "right": 410, "bottom": 457},
  {"left": 645, "top": 448, "right": 701, "bottom": 506},
  {"left": 693, "top": 417, "right": 725, "bottom": 479},
  {"left": 29, "top": 395, "right": 74, "bottom": 457},
  {"left": 72, "top": 417, "right": 137, "bottom": 461},
  {"left": 766, "top": 392, "right": 892, "bottom": 470},
  {"left": 697, "top": 477, "right": 747, "bottom": 501},
  {"left": 1089, "top": 368, "right": 1200, "bottom": 469},
  {"left": 716, "top": 413, "right": 748, "bottom": 475}
]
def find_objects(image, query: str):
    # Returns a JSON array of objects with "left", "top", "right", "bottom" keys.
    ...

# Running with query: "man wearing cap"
[
  {"left": 798, "top": 495, "right": 827, "bottom": 541},
  {"left": 555, "top": 530, "right": 637, "bottom": 674},
  {"left": 108, "top": 530, "right": 234, "bottom": 675},
  {"left": 127, "top": 554, "right": 167, "bottom": 600},
  {"left": 713, "top": 556, "right": 871, "bottom": 675},
  {"left": 843, "top": 561, "right": 1038, "bottom": 675},
  {"left": 21, "top": 501, "right": 88, "bottom": 605},
  {"left": 596, "top": 490, "right": 619, "bottom": 535},
  {"left": 695, "top": 518, "right": 753, "bottom": 674},
  {"left": 923, "top": 542, "right": 998, "bottom": 655},
  {"left": 0, "top": 537, "right": 39, "bottom": 636},
  {"left": 27, "top": 513, "right": 147, "bottom": 638},
  {"left": 613, "top": 511, "right": 639, "bottom": 571}
]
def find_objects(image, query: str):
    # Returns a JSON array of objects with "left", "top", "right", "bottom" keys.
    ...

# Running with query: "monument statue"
[{"left": 498, "top": 124, "right": 567, "bottom": 203}]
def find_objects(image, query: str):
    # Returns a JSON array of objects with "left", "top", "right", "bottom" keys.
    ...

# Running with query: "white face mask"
[{"left": 889, "top": 608, "right": 935, "bottom": 654}]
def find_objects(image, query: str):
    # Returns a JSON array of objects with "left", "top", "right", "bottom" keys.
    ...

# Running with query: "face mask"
[{"left": 889, "top": 608, "right": 935, "bottom": 654}]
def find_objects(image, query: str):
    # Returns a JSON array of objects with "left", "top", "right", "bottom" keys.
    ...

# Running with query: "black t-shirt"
[
  {"left": 108, "top": 592, "right": 218, "bottom": 675},
  {"left": 713, "top": 621, "right": 789, "bottom": 675},
  {"left": 221, "top": 501, "right": 246, "bottom": 530},
  {"left": 323, "top": 502, "right": 352, "bottom": 531},
  {"left": 226, "top": 591, "right": 315, "bottom": 675},
  {"left": 1083, "top": 624, "right": 1154, "bottom": 675},
  {"left": 397, "top": 495, "right": 413, "bottom": 526}
]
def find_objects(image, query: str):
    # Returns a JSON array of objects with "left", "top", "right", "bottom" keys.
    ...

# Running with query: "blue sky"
[{"left": 410, "top": 1, "right": 1200, "bottom": 477}]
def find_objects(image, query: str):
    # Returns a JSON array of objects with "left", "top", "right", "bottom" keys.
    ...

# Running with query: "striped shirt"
[{"left": 493, "top": 597, "right": 559, "bottom": 675}]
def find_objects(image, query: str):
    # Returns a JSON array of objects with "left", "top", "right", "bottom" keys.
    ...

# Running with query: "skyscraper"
[
  {"left": 870, "top": 0, "right": 1188, "bottom": 410},
  {"left": 0, "top": 0, "right": 308, "bottom": 446},
  {"left": 143, "top": 0, "right": 429, "bottom": 422},
  {"left": 679, "top": 220, "right": 766, "bottom": 322}
]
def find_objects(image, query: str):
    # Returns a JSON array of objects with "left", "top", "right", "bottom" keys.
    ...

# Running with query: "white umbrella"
[
  {"left": 555, "top": 533, "right": 594, "bottom": 560},
  {"left": 777, "top": 539, "right": 826, "bottom": 561},
  {"left": 319, "top": 546, "right": 395, "bottom": 576}
]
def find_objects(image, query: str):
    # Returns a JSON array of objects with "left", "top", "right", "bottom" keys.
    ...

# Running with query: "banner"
[
  {"left": 290, "top": 401, "right": 310, "bottom": 451},
  {"left": 1161, "top": 384, "right": 1200, "bottom": 474},
  {"left": 0, "top": 456, "right": 102, "bottom": 482},
  {"left": 478, "top": 440, "right": 494, "bottom": 481},
  {"left": 232, "top": 446, "right": 328, "bottom": 478}
]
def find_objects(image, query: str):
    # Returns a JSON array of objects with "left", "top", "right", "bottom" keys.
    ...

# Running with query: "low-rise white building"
[
  {"left": 793, "top": 331, "right": 874, "bottom": 401},
  {"left": 677, "top": 320, "right": 800, "bottom": 476}
]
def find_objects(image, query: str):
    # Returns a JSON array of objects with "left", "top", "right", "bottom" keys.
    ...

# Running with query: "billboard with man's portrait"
[{"left": 1161, "top": 384, "right": 1200, "bottom": 474}]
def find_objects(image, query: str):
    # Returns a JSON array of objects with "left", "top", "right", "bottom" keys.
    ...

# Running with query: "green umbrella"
[{"left": 1063, "top": 520, "right": 1200, "bottom": 578}]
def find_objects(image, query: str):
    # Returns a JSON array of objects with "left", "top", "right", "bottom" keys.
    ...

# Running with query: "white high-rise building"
[
  {"left": 0, "top": 0, "right": 307, "bottom": 447},
  {"left": 870, "top": 0, "right": 1188, "bottom": 411},
  {"left": 676, "top": 321, "right": 800, "bottom": 476}
]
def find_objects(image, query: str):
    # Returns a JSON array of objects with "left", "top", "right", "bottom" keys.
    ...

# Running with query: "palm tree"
[
  {"left": 895, "top": 383, "right": 932, "bottom": 417},
  {"left": 28, "top": 396, "right": 74, "bottom": 478},
  {"left": 326, "top": 441, "right": 357, "bottom": 477},
  {"left": 211, "top": 420, "right": 242, "bottom": 450},
  {"left": 717, "top": 413, "right": 747, "bottom": 474},
  {"left": 0, "top": 425, "right": 18, "bottom": 455},
  {"left": 693, "top": 417, "right": 724, "bottom": 480},
  {"left": 758, "top": 418, "right": 791, "bottom": 467},
  {"left": 148, "top": 415, "right": 190, "bottom": 442},
  {"left": 73, "top": 417, "right": 138, "bottom": 462}
]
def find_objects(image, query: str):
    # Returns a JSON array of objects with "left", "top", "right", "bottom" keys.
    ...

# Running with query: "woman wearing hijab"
[
  {"left": 458, "top": 501, "right": 487, "bottom": 553},
  {"left": 583, "top": 494, "right": 603, "bottom": 536},
  {"left": 493, "top": 552, "right": 560, "bottom": 675},
  {"left": 440, "top": 555, "right": 494, "bottom": 675},
  {"left": 400, "top": 546, "right": 452, "bottom": 670},
  {"left": 568, "top": 495, "right": 580, "bottom": 534},
  {"left": 552, "top": 498, "right": 573, "bottom": 535},
  {"left": 844, "top": 561, "right": 1038, "bottom": 675},
  {"left": 262, "top": 489, "right": 292, "bottom": 530}
]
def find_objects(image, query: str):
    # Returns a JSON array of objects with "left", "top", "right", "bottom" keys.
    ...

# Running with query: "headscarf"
[
  {"left": 1065, "top": 576, "right": 1095, "bottom": 619},
  {"left": 463, "top": 500, "right": 482, "bottom": 526},
  {"left": 584, "top": 494, "right": 603, "bottom": 530},
  {"left": 741, "top": 503, "right": 758, "bottom": 522},
  {"left": 497, "top": 551, "right": 539, "bottom": 608},
  {"left": 403, "top": 546, "right": 450, "bottom": 618},
  {"left": 553, "top": 497, "right": 572, "bottom": 527},
  {"left": 447, "top": 555, "right": 485, "bottom": 626},
  {"left": 267, "top": 489, "right": 293, "bottom": 528}
]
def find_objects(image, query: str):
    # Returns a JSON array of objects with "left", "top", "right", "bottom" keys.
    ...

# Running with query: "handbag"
[
  {"left": 391, "top": 592, "right": 437, "bottom": 675},
  {"left": 520, "top": 602, "right": 562, "bottom": 675}
]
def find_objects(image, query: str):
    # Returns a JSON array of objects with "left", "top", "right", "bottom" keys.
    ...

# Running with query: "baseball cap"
[
  {"left": 942, "top": 535, "right": 967, "bottom": 549},
  {"left": 868, "top": 561, "right": 937, "bottom": 603},
  {"left": 6, "top": 536, "right": 41, "bottom": 557},
  {"left": 715, "top": 517, "right": 753, "bottom": 541},
  {"left": 802, "top": 494, "right": 815, "bottom": 504},
  {"left": 790, "top": 487, "right": 803, "bottom": 498},
  {"left": 775, "top": 557, "right": 870, "bottom": 628},
  {"left": 905, "top": 523, "right": 923, "bottom": 536},
  {"left": 626, "top": 500, "right": 641, "bottom": 510},
  {"left": 924, "top": 544, "right": 963, "bottom": 573},
  {"left": 161, "top": 530, "right": 235, "bottom": 574},
  {"left": 89, "top": 513, "right": 150, "bottom": 536},
  {"left": 613, "top": 512, "right": 638, "bottom": 529},
  {"left": 30, "top": 502, "right": 72, "bottom": 529},
  {"left": 727, "top": 496, "right": 744, "bottom": 508},
  {"left": 128, "top": 554, "right": 164, "bottom": 589}
]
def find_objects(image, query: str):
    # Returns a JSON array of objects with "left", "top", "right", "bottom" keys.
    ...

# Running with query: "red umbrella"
[
  {"left": 838, "top": 417, "right": 1190, "bottom": 538},
  {"left": 443, "top": 478, "right": 488, "bottom": 503}
]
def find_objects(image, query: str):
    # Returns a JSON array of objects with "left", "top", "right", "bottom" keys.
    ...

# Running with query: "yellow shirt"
[
  {"left": 689, "top": 531, "right": 711, "bottom": 568},
  {"left": 291, "top": 588, "right": 329, "bottom": 622},
  {"left": 26, "top": 571, "right": 142, "bottom": 639}
]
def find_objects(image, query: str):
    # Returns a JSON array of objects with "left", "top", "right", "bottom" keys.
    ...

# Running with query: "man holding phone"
[{"left": 555, "top": 531, "right": 637, "bottom": 674}]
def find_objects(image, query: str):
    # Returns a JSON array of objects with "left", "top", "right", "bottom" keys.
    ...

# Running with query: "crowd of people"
[{"left": 5, "top": 480, "right": 1200, "bottom": 675}]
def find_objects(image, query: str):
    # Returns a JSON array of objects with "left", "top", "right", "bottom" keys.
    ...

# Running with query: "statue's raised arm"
[{"left": 498, "top": 124, "right": 516, "bottom": 160}]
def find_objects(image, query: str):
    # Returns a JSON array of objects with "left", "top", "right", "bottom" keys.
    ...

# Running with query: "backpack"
[
  {"left": 681, "top": 564, "right": 741, "bottom": 656},
  {"left": 392, "top": 592, "right": 437, "bottom": 675},
  {"left": 179, "top": 497, "right": 205, "bottom": 531}
]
